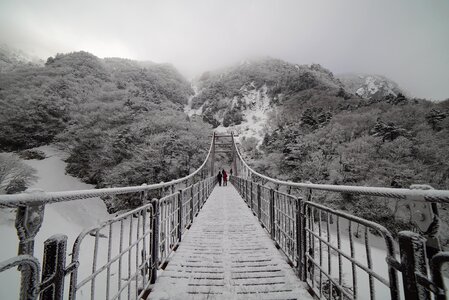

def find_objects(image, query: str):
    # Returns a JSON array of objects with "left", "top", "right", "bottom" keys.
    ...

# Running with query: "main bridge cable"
[
  {"left": 230, "top": 132, "right": 449, "bottom": 204},
  {"left": 0, "top": 134, "right": 216, "bottom": 207}
]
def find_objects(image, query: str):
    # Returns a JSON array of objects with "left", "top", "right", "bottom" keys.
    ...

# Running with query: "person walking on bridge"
[
  {"left": 217, "top": 171, "right": 223, "bottom": 186},
  {"left": 222, "top": 169, "right": 228, "bottom": 186}
]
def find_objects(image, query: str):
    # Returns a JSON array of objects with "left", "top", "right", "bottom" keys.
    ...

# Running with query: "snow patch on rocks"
[
  {"left": 184, "top": 84, "right": 204, "bottom": 117},
  {"left": 339, "top": 73, "right": 402, "bottom": 100},
  {"left": 215, "top": 84, "right": 273, "bottom": 145}
]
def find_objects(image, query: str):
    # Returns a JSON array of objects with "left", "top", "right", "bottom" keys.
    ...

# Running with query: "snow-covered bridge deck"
[{"left": 150, "top": 185, "right": 312, "bottom": 300}]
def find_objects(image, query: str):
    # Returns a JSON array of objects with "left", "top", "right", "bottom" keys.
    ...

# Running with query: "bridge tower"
[{"left": 210, "top": 132, "right": 238, "bottom": 177}]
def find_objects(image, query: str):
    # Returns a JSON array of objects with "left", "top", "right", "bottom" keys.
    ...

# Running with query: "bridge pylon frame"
[{"left": 209, "top": 131, "right": 239, "bottom": 177}]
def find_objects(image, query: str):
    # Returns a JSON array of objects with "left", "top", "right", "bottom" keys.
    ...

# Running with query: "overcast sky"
[{"left": 1, "top": 0, "right": 448, "bottom": 100}]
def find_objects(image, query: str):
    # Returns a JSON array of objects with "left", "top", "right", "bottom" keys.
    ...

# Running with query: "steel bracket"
[{"left": 408, "top": 185, "right": 435, "bottom": 233}]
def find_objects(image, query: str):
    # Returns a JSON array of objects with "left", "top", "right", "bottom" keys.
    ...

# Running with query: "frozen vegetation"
[{"left": 0, "top": 146, "right": 111, "bottom": 299}]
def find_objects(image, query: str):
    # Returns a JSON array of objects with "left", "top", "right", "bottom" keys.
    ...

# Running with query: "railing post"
[
  {"left": 202, "top": 181, "right": 205, "bottom": 206},
  {"left": 243, "top": 180, "right": 247, "bottom": 202},
  {"left": 398, "top": 231, "right": 431, "bottom": 300},
  {"left": 0, "top": 256, "right": 40, "bottom": 300},
  {"left": 177, "top": 191, "right": 182, "bottom": 243},
  {"left": 295, "top": 198, "right": 306, "bottom": 280},
  {"left": 40, "top": 235, "right": 67, "bottom": 300},
  {"left": 207, "top": 178, "right": 210, "bottom": 196},
  {"left": 270, "top": 188, "right": 275, "bottom": 240},
  {"left": 306, "top": 188, "right": 312, "bottom": 202},
  {"left": 238, "top": 178, "right": 241, "bottom": 194},
  {"left": 190, "top": 187, "right": 194, "bottom": 222},
  {"left": 257, "top": 184, "right": 262, "bottom": 220},
  {"left": 198, "top": 183, "right": 201, "bottom": 213},
  {"left": 245, "top": 180, "right": 249, "bottom": 204},
  {"left": 210, "top": 132, "right": 216, "bottom": 177},
  {"left": 236, "top": 177, "right": 239, "bottom": 193},
  {"left": 250, "top": 181, "right": 253, "bottom": 211},
  {"left": 203, "top": 181, "right": 206, "bottom": 206},
  {"left": 15, "top": 200, "right": 45, "bottom": 300},
  {"left": 150, "top": 199, "right": 159, "bottom": 284},
  {"left": 430, "top": 253, "right": 449, "bottom": 300}
]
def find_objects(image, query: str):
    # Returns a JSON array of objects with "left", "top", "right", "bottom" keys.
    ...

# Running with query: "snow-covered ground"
[
  {"left": 1, "top": 146, "right": 446, "bottom": 299},
  {"left": 308, "top": 217, "right": 403, "bottom": 300},
  {"left": 151, "top": 185, "right": 313, "bottom": 299},
  {"left": 214, "top": 84, "right": 273, "bottom": 146},
  {"left": 184, "top": 82, "right": 273, "bottom": 146},
  {"left": 0, "top": 146, "right": 111, "bottom": 299},
  {"left": 184, "top": 84, "right": 203, "bottom": 117}
]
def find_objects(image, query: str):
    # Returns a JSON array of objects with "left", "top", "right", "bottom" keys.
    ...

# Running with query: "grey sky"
[{"left": 1, "top": 0, "right": 448, "bottom": 100}]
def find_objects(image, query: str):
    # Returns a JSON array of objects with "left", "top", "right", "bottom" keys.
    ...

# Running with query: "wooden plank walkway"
[{"left": 150, "top": 185, "right": 312, "bottom": 299}]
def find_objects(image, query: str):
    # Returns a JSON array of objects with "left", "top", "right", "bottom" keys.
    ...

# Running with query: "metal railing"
[
  {"left": 0, "top": 135, "right": 217, "bottom": 300},
  {"left": 232, "top": 176, "right": 400, "bottom": 299},
  {"left": 69, "top": 200, "right": 154, "bottom": 300},
  {"left": 0, "top": 175, "right": 216, "bottom": 300},
  {"left": 230, "top": 132, "right": 449, "bottom": 300},
  {"left": 68, "top": 176, "right": 216, "bottom": 300},
  {"left": 2, "top": 130, "right": 449, "bottom": 300}
]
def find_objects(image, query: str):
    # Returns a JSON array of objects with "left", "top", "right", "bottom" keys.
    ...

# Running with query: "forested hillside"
[
  {"left": 1, "top": 51, "right": 448, "bottom": 234},
  {"left": 0, "top": 51, "right": 211, "bottom": 211},
  {"left": 191, "top": 58, "right": 351, "bottom": 129},
  {"left": 191, "top": 58, "right": 449, "bottom": 243}
]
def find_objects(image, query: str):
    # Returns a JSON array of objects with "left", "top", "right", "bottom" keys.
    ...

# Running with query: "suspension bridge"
[{"left": 1, "top": 132, "right": 449, "bottom": 300}]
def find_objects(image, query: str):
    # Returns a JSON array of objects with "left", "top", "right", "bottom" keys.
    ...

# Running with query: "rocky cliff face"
[
  {"left": 337, "top": 73, "right": 403, "bottom": 100},
  {"left": 186, "top": 58, "right": 353, "bottom": 143}
]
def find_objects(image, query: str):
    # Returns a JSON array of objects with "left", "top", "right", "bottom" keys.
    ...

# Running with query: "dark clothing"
[
  {"left": 217, "top": 172, "right": 222, "bottom": 186},
  {"left": 222, "top": 170, "right": 228, "bottom": 186}
]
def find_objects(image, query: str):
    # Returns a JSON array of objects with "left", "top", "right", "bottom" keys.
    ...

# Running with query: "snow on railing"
[
  {"left": 230, "top": 132, "right": 449, "bottom": 300},
  {"left": 0, "top": 136, "right": 215, "bottom": 207},
  {"left": 232, "top": 137, "right": 449, "bottom": 204},
  {"left": 0, "top": 135, "right": 216, "bottom": 300},
  {"left": 68, "top": 176, "right": 216, "bottom": 300},
  {"left": 231, "top": 176, "right": 401, "bottom": 300}
]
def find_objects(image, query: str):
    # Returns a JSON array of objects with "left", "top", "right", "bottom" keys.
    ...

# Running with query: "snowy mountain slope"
[
  {"left": 0, "top": 44, "right": 44, "bottom": 72},
  {"left": 186, "top": 58, "right": 351, "bottom": 145},
  {"left": 337, "top": 73, "right": 403, "bottom": 100},
  {"left": 0, "top": 146, "right": 111, "bottom": 299},
  {"left": 213, "top": 83, "right": 273, "bottom": 144}
]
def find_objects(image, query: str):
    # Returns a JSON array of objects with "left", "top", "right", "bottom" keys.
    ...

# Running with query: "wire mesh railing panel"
[
  {"left": 181, "top": 187, "right": 193, "bottom": 233},
  {"left": 192, "top": 182, "right": 199, "bottom": 217},
  {"left": 159, "top": 194, "right": 180, "bottom": 267},
  {"left": 0, "top": 133, "right": 219, "bottom": 300},
  {"left": 69, "top": 200, "right": 154, "bottom": 300},
  {"left": 229, "top": 175, "right": 404, "bottom": 300},
  {"left": 274, "top": 191, "right": 298, "bottom": 265},
  {"left": 428, "top": 253, "right": 449, "bottom": 300},
  {"left": 302, "top": 201, "right": 398, "bottom": 300},
  {"left": 251, "top": 182, "right": 258, "bottom": 215},
  {"left": 245, "top": 180, "right": 251, "bottom": 205},
  {"left": 260, "top": 185, "right": 271, "bottom": 232},
  {"left": 68, "top": 176, "right": 217, "bottom": 300},
  {"left": 230, "top": 130, "right": 449, "bottom": 300}
]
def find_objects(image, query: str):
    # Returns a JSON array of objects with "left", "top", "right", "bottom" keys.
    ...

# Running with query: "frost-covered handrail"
[
  {"left": 0, "top": 136, "right": 214, "bottom": 207},
  {"left": 231, "top": 133, "right": 449, "bottom": 204}
]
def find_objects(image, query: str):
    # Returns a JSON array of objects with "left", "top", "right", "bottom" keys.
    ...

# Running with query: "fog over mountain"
[{"left": 1, "top": 0, "right": 448, "bottom": 100}]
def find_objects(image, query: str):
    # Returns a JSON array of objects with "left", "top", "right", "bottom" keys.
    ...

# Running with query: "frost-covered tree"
[{"left": 0, "top": 154, "right": 37, "bottom": 194}]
